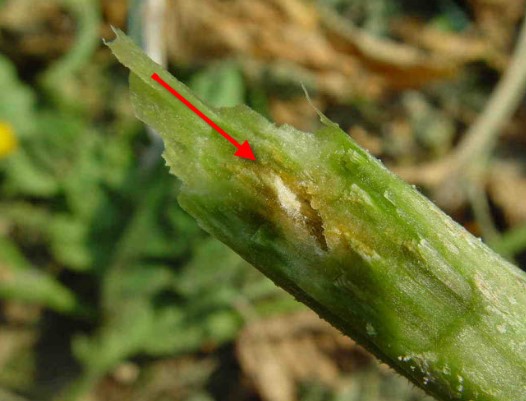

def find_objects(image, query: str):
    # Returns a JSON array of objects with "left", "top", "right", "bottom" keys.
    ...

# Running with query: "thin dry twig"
[{"left": 143, "top": 0, "right": 167, "bottom": 66}]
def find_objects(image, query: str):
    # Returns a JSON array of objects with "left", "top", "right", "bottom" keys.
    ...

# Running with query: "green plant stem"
[{"left": 107, "top": 30, "right": 526, "bottom": 401}]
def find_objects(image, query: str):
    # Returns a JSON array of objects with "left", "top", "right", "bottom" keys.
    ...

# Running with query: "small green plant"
[{"left": 108, "top": 30, "right": 526, "bottom": 401}]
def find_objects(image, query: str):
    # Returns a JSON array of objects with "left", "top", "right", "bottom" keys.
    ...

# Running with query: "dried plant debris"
[
  {"left": 391, "top": 18, "right": 507, "bottom": 70},
  {"left": 165, "top": 0, "right": 470, "bottom": 100},
  {"left": 468, "top": 0, "right": 526, "bottom": 51},
  {"left": 0, "top": 0, "right": 75, "bottom": 60},
  {"left": 94, "top": 357, "right": 216, "bottom": 401},
  {"left": 237, "top": 310, "right": 432, "bottom": 401},
  {"left": 236, "top": 311, "right": 369, "bottom": 401}
]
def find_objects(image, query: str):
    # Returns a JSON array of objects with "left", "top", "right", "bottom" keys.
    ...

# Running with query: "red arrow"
[{"left": 151, "top": 73, "right": 256, "bottom": 160}]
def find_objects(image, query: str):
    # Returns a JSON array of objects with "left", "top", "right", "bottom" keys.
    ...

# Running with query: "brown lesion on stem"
[
  {"left": 296, "top": 186, "right": 329, "bottom": 252},
  {"left": 249, "top": 164, "right": 329, "bottom": 252}
]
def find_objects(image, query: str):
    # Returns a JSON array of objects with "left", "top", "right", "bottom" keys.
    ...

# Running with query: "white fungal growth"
[{"left": 272, "top": 174, "right": 302, "bottom": 219}]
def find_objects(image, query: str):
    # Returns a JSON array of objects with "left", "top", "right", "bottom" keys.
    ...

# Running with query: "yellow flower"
[{"left": 0, "top": 122, "right": 18, "bottom": 158}]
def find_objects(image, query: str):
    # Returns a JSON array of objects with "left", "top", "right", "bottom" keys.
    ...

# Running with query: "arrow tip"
[{"left": 234, "top": 140, "right": 256, "bottom": 160}]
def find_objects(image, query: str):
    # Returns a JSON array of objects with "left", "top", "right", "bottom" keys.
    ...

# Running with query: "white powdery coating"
[{"left": 272, "top": 174, "right": 302, "bottom": 220}]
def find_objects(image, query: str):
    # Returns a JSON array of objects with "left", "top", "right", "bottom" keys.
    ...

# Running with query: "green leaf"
[
  {"left": 3, "top": 113, "right": 91, "bottom": 198},
  {"left": 48, "top": 214, "right": 93, "bottom": 271},
  {"left": 0, "top": 54, "right": 36, "bottom": 137},
  {"left": 0, "top": 236, "right": 79, "bottom": 313},
  {"left": 190, "top": 62, "right": 246, "bottom": 108}
]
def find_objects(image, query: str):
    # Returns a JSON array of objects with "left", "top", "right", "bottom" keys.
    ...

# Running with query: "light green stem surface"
[{"left": 107, "top": 30, "right": 526, "bottom": 401}]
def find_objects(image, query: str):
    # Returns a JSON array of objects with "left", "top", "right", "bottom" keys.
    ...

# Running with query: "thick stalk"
[{"left": 107, "top": 30, "right": 526, "bottom": 401}]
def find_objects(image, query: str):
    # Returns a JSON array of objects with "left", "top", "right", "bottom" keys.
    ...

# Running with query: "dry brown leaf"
[{"left": 236, "top": 310, "right": 371, "bottom": 401}]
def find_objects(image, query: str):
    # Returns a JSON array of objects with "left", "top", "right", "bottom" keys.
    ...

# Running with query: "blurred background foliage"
[{"left": 0, "top": 0, "right": 525, "bottom": 400}]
